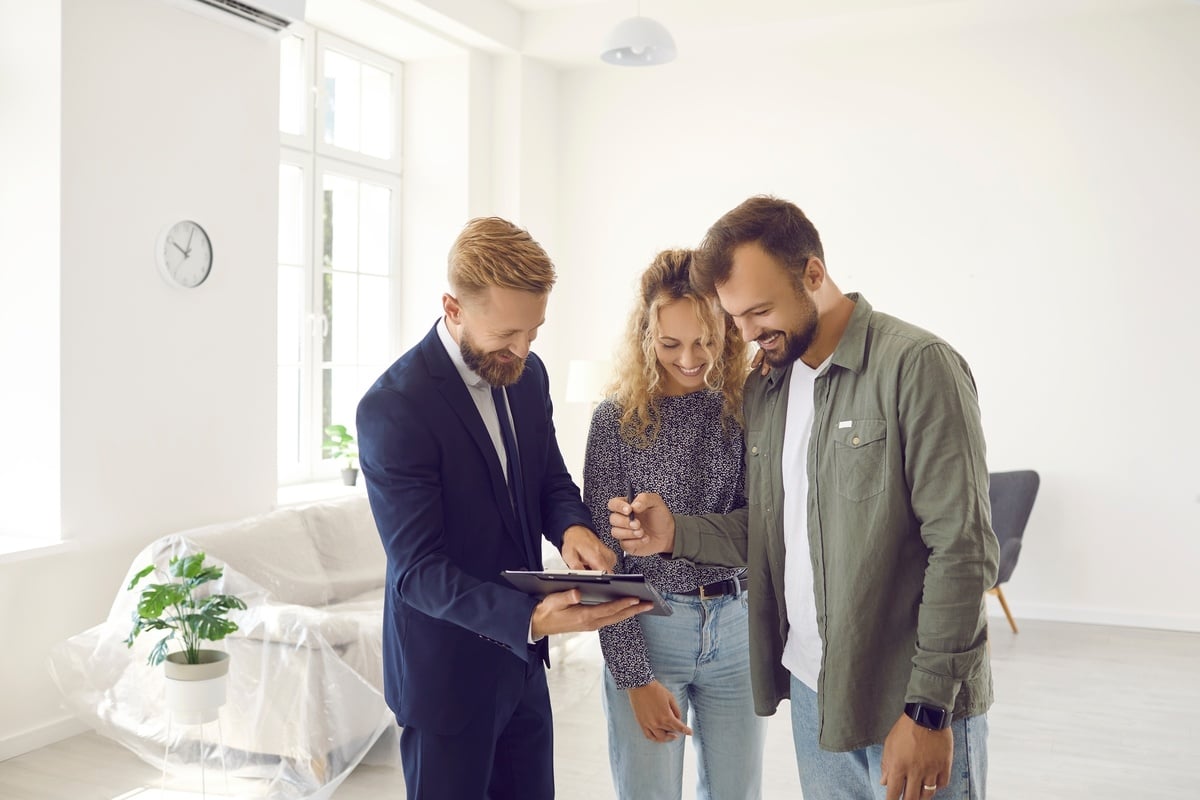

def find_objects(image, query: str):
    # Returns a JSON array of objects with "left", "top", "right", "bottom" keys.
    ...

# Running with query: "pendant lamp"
[{"left": 600, "top": 4, "right": 676, "bottom": 66}]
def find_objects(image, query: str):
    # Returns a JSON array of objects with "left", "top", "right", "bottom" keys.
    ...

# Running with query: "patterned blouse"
[{"left": 583, "top": 390, "right": 747, "bottom": 689}]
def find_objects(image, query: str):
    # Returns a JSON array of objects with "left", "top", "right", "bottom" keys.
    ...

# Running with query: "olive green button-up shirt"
[{"left": 673, "top": 293, "right": 999, "bottom": 752}]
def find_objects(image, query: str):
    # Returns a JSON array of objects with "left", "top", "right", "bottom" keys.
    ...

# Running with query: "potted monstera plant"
[
  {"left": 125, "top": 552, "right": 246, "bottom": 722},
  {"left": 324, "top": 423, "right": 359, "bottom": 486}
]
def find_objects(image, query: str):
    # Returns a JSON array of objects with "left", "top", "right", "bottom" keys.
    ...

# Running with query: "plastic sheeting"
[{"left": 50, "top": 507, "right": 398, "bottom": 800}]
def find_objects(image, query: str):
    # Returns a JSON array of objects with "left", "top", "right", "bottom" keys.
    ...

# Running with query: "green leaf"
[
  {"left": 127, "top": 564, "right": 155, "bottom": 591},
  {"left": 147, "top": 635, "right": 173, "bottom": 666},
  {"left": 170, "top": 552, "right": 207, "bottom": 580},
  {"left": 137, "top": 583, "right": 188, "bottom": 619}
]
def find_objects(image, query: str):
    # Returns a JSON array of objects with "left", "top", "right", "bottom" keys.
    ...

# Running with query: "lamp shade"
[{"left": 600, "top": 16, "right": 677, "bottom": 66}]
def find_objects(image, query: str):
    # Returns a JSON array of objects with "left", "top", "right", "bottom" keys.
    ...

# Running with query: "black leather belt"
[{"left": 682, "top": 573, "right": 747, "bottom": 599}]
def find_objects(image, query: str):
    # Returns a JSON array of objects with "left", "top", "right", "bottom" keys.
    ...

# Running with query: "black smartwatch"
[{"left": 904, "top": 702, "right": 951, "bottom": 730}]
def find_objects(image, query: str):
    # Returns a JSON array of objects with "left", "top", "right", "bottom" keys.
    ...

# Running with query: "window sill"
[
  {"left": 0, "top": 537, "right": 79, "bottom": 565},
  {"left": 276, "top": 478, "right": 366, "bottom": 509}
]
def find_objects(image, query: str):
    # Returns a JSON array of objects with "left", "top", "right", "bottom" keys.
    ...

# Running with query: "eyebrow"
[
  {"left": 496, "top": 319, "right": 546, "bottom": 336},
  {"left": 727, "top": 302, "right": 771, "bottom": 319}
]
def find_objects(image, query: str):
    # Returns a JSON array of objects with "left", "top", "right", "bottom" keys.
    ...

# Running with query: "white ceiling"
[
  {"left": 312, "top": 0, "right": 1177, "bottom": 67},
  {"left": 508, "top": 0, "right": 1171, "bottom": 67}
]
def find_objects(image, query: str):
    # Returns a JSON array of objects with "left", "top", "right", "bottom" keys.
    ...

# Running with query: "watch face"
[{"left": 157, "top": 220, "right": 213, "bottom": 288}]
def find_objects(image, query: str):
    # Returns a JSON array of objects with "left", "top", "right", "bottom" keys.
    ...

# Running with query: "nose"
[
  {"left": 679, "top": 346, "right": 704, "bottom": 369},
  {"left": 736, "top": 318, "right": 758, "bottom": 343},
  {"left": 509, "top": 336, "right": 532, "bottom": 359}
]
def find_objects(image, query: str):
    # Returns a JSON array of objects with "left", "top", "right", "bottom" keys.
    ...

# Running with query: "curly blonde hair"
[{"left": 609, "top": 249, "right": 749, "bottom": 448}]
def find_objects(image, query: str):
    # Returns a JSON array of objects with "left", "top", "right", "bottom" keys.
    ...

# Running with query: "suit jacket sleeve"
[{"left": 358, "top": 385, "right": 539, "bottom": 659}]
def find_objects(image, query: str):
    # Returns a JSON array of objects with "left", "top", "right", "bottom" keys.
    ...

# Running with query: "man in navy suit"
[{"left": 357, "top": 217, "right": 651, "bottom": 799}]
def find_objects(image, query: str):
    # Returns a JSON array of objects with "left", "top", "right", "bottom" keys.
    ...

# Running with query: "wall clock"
[{"left": 156, "top": 220, "right": 213, "bottom": 289}]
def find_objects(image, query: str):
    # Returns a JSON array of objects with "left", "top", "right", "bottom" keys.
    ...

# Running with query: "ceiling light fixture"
[{"left": 600, "top": 2, "right": 677, "bottom": 67}]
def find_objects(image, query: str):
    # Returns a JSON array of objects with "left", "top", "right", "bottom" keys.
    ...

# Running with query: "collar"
[
  {"left": 827, "top": 292, "right": 872, "bottom": 375},
  {"left": 436, "top": 317, "right": 489, "bottom": 390}
]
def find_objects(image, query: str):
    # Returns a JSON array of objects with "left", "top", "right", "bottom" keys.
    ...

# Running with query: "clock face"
[{"left": 157, "top": 220, "right": 213, "bottom": 288}]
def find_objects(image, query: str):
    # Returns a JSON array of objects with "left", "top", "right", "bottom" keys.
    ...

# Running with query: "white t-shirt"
[{"left": 780, "top": 355, "right": 831, "bottom": 692}]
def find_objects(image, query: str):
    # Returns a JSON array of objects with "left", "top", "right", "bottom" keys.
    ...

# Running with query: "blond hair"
[
  {"left": 610, "top": 249, "right": 749, "bottom": 448},
  {"left": 447, "top": 217, "right": 556, "bottom": 300}
]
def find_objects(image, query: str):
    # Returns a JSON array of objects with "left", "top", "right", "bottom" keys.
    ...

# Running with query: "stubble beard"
[{"left": 761, "top": 315, "right": 818, "bottom": 368}]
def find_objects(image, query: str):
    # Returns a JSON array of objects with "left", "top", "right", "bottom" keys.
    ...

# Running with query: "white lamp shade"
[
  {"left": 565, "top": 359, "right": 612, "bottom": 404},
  {"left": 600, "top": 16, "right": 677, "bottom": 66}
]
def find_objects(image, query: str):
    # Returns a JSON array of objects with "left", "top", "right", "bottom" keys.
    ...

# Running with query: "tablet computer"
[{"left": 501, "top": 570, "right": 673, "bottom": 616}]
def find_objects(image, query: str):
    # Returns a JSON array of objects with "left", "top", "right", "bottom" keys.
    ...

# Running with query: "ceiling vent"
[{"left": 167, "top": 0, "right": 305, "bottom": 35}]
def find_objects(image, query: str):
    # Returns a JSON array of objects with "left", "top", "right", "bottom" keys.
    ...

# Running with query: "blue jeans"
[
  {"left": 602, "top": 591, "right": 767, "bottom": 800},
  {"left": 790, "top": 676, "right": 987, "bottom": 799}
]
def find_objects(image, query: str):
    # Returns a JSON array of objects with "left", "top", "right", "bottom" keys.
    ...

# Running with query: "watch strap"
[{"left": 904, "top": 702, "right": 951, "bottom": 730}]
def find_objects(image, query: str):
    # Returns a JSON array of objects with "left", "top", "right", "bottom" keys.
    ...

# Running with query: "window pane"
[
  {"left": 359, "top": 182, "right": 390, "bottom": 276},
  {"left": 360, "top": 63, "right": 392, "bottom": 159},
  {"left": 359, "top": 275, "right": 390, "bottom": 365},
  {"left": 279, "top": 35, "right": 306, "bottom": 137},
  {"left": 323, "top": 366, "right": 363, "bottom": 457},
  {"left": 323, "top": 49, "right": 360, "bottom": 152},
  {"left": 323, "top": 173, "right": 359, "bottom": 271},
  {"left": 278, "top": 366, "right": 301, "bottom": 473},
  {"left": 278, "top": 164, "right": 305, "bottom": 266},
  {"left": 278, "top": 264, "right": 305, "bottom": 364},
  {"left": 329, "top": 271, "right": 359, "bottom": 364}
]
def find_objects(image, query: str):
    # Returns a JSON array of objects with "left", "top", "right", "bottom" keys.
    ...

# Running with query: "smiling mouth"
[
  {"left": 677, "top": 365, "right": 705, "bottom": 377},
  {"left": 757, "top": 332, "right": 782, "bottom": 349}
]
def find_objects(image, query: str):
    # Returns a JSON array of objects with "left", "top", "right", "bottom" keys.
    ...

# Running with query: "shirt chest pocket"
[{"left": 831, "top": 419, "right": 887, "bottom": 501}]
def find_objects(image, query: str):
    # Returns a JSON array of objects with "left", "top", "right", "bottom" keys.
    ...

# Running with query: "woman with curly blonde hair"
[{"left": 583, "top": 249, "right": 765, "bottom": 799}]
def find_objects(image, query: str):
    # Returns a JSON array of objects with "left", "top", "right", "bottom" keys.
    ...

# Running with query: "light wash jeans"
[
  {"left": 790, "top": 675, "right": 988, "bottom": 799},
  {"left": 602, "top": 591, "right": 766, "bottom": 800}
]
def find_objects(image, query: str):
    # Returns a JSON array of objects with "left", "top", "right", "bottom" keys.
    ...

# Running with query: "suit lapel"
[{"left": 419, "top": 327, "right": 535, "bottom": 565}]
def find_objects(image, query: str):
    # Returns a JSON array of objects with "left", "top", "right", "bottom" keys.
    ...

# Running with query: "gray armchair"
[{"left": 987, "top": 470, "right": 1040, "bottom": 633}]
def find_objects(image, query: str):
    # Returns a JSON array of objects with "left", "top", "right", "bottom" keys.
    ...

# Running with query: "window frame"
[{"left": 278, "top": 26, "right": 403, "bottom": 487}]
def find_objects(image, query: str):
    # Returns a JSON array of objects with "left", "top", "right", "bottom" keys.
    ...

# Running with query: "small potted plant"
[
  {"left": 324, "top": 423, "right": 359, "bottom": 486},
  {"left": 125, "top": 552, "right": 246, "bottom": 722}
]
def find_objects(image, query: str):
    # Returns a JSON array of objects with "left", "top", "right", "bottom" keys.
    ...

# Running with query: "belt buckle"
[{"left": 698, "top": 582, "right": 711, "bottom": 600}]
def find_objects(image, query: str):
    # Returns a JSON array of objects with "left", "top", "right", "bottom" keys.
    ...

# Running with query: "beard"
[
  {"left": 760, "top": 308, "right": 819, "bottom": 368},
  {"left": 460, "top": 329, "right": 527, "bottom": 387}
]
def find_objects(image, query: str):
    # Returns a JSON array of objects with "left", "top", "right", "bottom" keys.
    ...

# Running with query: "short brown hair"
[
  {"left": 693, "top": 196, "right": 824, "bottom": 295},
  {"left": 447, "top": 217, "right": 556, "bottom": 299}
]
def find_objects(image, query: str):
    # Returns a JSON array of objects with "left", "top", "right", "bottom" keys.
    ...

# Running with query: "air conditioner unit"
[{"left": 166, "top": 0, "right": 305, "bottom": 35}]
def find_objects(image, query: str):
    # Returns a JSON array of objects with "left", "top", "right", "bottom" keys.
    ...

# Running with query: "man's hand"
[
  {"left": 606, "top": 492, "right": 676, "bottom": 557},
  {"left": 880, "top": 712, "right": 952, "bottom": 799},
  {"left": 530, "top": 589, "right": 651, "bottom": 639},
  {"left": 561, "top": 525, "right": 617, "bottom": 572},
  {"left": 628, "top": 680, "right": 692, "bottom": 743}
]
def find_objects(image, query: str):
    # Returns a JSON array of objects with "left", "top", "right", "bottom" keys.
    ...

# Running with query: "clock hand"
[
  {"left": 186, "top": 227, "right": 195, "bottom": 250},
  {"left": 171, "top": 240, "right": 189, "bottom": 257}
]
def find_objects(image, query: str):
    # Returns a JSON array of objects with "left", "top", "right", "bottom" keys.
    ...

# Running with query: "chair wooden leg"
[{"left": 988, "top": 586, "right": 1018, "bottom": 634}]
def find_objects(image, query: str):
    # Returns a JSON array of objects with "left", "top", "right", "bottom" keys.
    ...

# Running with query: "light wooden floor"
[{"left": 2, "top": 619, "right": 1198, "bottom": 799}]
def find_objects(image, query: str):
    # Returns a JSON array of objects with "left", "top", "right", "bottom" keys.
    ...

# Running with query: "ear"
[
  {"left": 442, "top": 293, "right": 462, "bottom": 324},
  {"left": 803, "top": 257, "right": 827, "bottom": 292}
]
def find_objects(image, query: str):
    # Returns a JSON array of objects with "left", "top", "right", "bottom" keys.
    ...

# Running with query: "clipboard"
[{"left": 501, "top": 570, "right": 673, "bottom": 616}]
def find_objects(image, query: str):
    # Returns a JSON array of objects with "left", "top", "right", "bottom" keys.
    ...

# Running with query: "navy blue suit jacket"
[{"left": 357, "top": 322, "right": 592, "bottom": 735}]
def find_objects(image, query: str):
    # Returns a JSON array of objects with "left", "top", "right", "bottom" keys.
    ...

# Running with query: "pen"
[{"left": 626, "top": 478, "right": 636, "bottom": 522}]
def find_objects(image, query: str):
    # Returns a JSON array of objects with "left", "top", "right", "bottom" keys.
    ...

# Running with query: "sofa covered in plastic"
[{"left": 51, "top": 495, "right": 397, "bottom": 799}]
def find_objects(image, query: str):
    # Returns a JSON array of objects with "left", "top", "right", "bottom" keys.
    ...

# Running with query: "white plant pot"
[{"left": 163, "top": 650, "right": 229, "bottom": 725}]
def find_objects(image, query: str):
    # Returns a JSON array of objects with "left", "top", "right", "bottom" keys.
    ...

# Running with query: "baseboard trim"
[
  {"left": 0, "top": 716, "right": 88, "bottom": 763},
  {"left": 987, "top": 600, "right": 1200, "bottom": 633}
]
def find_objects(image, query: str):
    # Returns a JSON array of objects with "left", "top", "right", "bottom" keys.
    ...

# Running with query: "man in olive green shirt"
[{"left": 609, "top": 196, "right": 998, "bottom": 800}]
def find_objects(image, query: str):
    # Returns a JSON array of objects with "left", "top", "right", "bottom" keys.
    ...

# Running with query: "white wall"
[
  {"left": 0, "top": 0, "right": 62, "bottom": 542},
  {"left": 550, "top": 1, "right": 1200, "bottom": 630},
  {"left": 0, "top": 0, "right": 279, "bottom": 757}
]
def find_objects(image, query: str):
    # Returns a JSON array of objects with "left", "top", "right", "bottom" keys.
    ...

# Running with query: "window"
[{"left": 278, "top": 29, "right": 402, "bottom": 485}]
